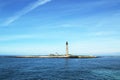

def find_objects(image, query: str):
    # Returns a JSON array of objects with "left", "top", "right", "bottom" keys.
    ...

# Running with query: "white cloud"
[
  {"left": 2, "top": 0, "right": 51, "bottom": 26},
  {"left": 69, "top": 40, "right": 120, "bottom": 55},
  {"left": 88, "top": 31, "right": 118, "bottom": 36},
  {"left": 0, "top": 44, "right": 65, "bottom": 55},
  {"left": 0, "top": 33, "right": 62, "bottom": 41},
  {"left": 0, "top": 35, "right": 35, "bottom": 41}
]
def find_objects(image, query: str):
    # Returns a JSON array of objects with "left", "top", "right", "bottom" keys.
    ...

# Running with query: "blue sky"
[{"left": 0, "top": 0, "right": 120, "bottom": 55}]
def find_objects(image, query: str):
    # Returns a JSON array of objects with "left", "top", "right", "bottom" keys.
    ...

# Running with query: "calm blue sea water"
[{"left": 0, "top": 57, "right": 120, "bottom": 80}]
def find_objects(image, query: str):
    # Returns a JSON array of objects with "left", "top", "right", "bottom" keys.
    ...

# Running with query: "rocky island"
[
  {"left": 13, "top": 55, "right": 98, "bottom": 58},
  {"left": 9, "top": 41, "right": 98, "bottom": 58}
]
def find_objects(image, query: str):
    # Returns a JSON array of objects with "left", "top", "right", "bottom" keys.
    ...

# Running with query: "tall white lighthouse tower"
[{"left": 66, "top": 41, "right": 69, "bottom": 57}]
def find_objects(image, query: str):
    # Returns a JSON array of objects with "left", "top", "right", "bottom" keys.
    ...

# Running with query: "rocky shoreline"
[{"left": 5, "top": 55, "right": 99, "bottom": 58}]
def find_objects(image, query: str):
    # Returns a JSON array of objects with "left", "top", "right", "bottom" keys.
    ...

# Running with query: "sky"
[{"left": 0, "top": 0, "right": 120, "bottom": 55}]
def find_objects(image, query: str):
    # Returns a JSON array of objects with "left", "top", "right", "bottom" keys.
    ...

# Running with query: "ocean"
[{"left": 0, "top": 57, "right": 120, "bottom": 80}]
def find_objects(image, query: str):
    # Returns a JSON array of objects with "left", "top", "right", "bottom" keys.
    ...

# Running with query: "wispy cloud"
[
  {"left": 88, "top": 31, "right": 118, "bottom": 36},
  {"left": 0, "top": 33, "right": 61, "bottom": 41},
  {"left": 57, "top": 24, "right": 80, "bottom": 28},
  {"left": 0, "top": 35, "right": 35, "bottom": 41},
  {"left": 2, "top": 0, "right": 51, "bottom": 26}
]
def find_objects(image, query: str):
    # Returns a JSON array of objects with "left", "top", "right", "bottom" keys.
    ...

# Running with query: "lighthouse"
[{"left": 66, "top": 41, "right": 69, "bottom": 57}]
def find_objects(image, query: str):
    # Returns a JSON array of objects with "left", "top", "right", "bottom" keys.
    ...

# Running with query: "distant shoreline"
[{"left": 0, "top": 55, "right": 99, "bottom": 58}]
